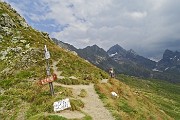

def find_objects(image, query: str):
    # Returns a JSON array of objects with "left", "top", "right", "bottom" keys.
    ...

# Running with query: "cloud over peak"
[{"left": 3, "top": 0, "right": 180, "bottom": 60}]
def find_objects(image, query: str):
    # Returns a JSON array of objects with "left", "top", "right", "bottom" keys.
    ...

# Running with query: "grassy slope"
[
  {"left": 95, "top": 78, "right": 174, "bottom": 120},
  {"left": 0, "top": 2, "right": 108, "bottom": 120},
  {"left": 117, "top": 74, "right": 180, "bottom": 120}
]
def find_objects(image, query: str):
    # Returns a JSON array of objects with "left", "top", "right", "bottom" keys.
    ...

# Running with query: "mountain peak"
[
  {"left": 91, "top": 44, "right": 99, "bottom": 48},
  {"left": 107, "top": 44, "right": 126, "bottom": 55},
  {"left": 163, "top": 49, "right": 178, "bottom": 59},
  {"left": 128, "top": 49, "right": 137, "bottom": 55}
]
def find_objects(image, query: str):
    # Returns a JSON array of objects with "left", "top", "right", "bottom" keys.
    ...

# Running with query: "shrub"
[
  {"left": 70, "top": 99, "right": 84, "bottom": 111},
  {"left": 78, "top": 89, "right": 87, "bottom": 98}
]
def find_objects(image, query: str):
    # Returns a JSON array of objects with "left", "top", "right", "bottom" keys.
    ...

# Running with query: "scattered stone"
[
  {"left": 1, "top": 27, "right": 13, "bottom": 36},
  {"left": 0, "top": 13, "right": 16, "bottom": 28},
  {"left": 11, "top": 36, "right": 21, "bottom": 43},
  {"left": 25, "top": 43, "right": 30, "bottom": 49},
  {"left": 69, "top": 76, "right": 78, "bottom": 80},
  {"left": 20, "top": 40, "right": 27, "bottom": 43},
  {"left": 10, "top": 47, "right": 22, "bottom": 52},
  {"left": 0, "top": 35, "right": 3, "bottom": 42},
  {"left": 0, "top": 50, "right": 8, "bottom": 60},
  {"left": 19, "top": 20, "right": 28, "bottom": 28},
  {"left": 41, "top": 32, "right": 50, "bottom": 39},
  {"left": 0, "top": 87, "right": 5, "bottom": 95},
  {"left": 70, "top": 51, "right": 78, "bottom": 56}
]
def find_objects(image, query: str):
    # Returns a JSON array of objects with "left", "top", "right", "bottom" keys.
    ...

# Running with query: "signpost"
[{"left": 44, "top": 45, "right": 54, "bottom": 96}]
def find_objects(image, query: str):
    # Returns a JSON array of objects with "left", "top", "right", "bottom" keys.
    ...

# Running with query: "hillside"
[
  {"left": 0, "top": 1, "right": 179, "bottom": 120},
  {"left": 117, "top": 75, "right": 180, "bottom": 119},
  {"left": 0, "top": 2, "right": 108, "bottom": 119}
]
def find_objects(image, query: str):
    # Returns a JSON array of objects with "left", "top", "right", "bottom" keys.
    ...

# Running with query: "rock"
[
  {"left": 0, "top": 50, "right": 8, "bottom": 60},
  {"left": 10, "top": 47, "right": 22, "bottom": 53},
  {"left": 19, "top": 20, "right": 28, "bottom": 28},
  {"left": 1, "top": 27, "right": 13, "bottom": 36},
  {"left": 41, "top": 32, "right": 50, "bottom": 39},
  {"left": 20, "top": 40, "right": 27, "bottom": 43},
  {"left": 25, "top": 43, "right": 30, "bottom": 49},
  {"left": 69, "top": 76, "right": 78, "bottom": 79},
  {"left": 0, "top": 35, "right": 3, "bottom": 42},
  {"left": 70, "top": 51, "right": 78, "bottom": 56},
  {"left": 0, "top": 87, "right": 5, "bottom": 95},
  {"left": 11, "top": 36, "right": 21, "bottom": 43}
]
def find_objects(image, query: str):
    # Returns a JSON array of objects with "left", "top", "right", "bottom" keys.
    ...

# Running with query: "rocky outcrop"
[{"left": 0, "top": 13, "right": 16, "bottom": 28}]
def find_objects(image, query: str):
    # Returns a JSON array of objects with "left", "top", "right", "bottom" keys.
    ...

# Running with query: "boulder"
[
  {"left": 19, "top": 20, "right": 28, "bottom": 28},
  {"left": 25, "top": 43, "right": 30, "bottom": 49},
  {"left": 11, "top": 36, "right": 21, "bottom": 43},
  {"left": 0, "top": 50, "right": 8, "bottom": 60}
]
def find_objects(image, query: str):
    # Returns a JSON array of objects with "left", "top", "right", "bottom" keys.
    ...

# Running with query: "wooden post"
[{"left": 44, "top": 45, "right": 54, "bottom": 96}]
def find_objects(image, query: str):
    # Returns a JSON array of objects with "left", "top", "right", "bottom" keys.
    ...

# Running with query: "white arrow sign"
[
  {"left": 53, "top": 98, "right": 71, "bottom": 112},
  {"left": 44, "top": 45, "right": 50, "bottom": 59}
]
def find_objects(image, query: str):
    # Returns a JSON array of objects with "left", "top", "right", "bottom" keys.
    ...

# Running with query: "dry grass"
[{"left": 95, "top": 78, "right": 172, "bottom": 120}]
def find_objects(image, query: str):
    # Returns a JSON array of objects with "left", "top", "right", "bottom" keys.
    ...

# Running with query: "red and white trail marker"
[{"left": 40, "top": 74, "right": 57, "bottom": 85}]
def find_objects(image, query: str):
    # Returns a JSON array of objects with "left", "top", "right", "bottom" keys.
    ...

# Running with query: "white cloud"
[
  {"left": 128, "top": 11, "right": 147, "bottom": 19},
  {"left": 3, "top": 0, "right": 180, "bottom": 60}
]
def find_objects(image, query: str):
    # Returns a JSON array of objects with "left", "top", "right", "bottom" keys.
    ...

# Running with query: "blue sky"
[{"left": 3, "top": 0, "right": 180, "bottom": 60}]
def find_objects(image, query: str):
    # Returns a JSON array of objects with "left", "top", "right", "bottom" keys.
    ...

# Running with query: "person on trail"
[{"left": 109, "top": 68, "right": 115, "bottom": 78}]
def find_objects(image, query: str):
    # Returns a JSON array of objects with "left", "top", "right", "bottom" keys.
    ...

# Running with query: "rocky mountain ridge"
[{"left": 53, "top": 38, "right": 180, "bottom": 83}]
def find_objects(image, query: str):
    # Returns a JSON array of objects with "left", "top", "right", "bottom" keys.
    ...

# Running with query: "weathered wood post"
[{"left": 44, "top": 45, "right": 54, "bottom": 96}]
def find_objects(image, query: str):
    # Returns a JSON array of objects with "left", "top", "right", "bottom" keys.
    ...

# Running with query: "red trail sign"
[{"left": 40, "top": 74, "right": 57, "bottom": 85}]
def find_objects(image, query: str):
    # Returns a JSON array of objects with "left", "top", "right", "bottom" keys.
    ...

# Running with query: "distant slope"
[
  {"left": 117, "top": 74, "right": 180, "bottom": 119},
  {"left": 95, "top": 77, "right": 177, "bottom": 120}
]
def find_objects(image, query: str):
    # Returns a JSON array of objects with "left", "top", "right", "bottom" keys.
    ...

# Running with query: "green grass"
[
  {"left": 117, "top": 98, "right": 137, "bottom": 114},
  {"left": 28, "top": 114, "right": 68, "bottom": 120},
  {"left": 70, "top": 99, "right": 84, "bottom": 111},
  {"left": 94, "top": 78, "right": 174, "bottom": 120},
  {"left": 118, "top": 74, "right": 180, "bottom": 119}
]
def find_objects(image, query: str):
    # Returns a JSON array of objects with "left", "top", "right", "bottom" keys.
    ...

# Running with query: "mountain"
[
  {"left": 52, "top": 38, "right": 78, "bottom": 53},
  {"left": 53, "top": 39, "right": 180, "bottom": 83},
  {"left": 51, "top": 39, "right": 123, "bottom": 73},
  {"left": 157, "top": 49, "right": 180, "bottom": 71},
  {"left": 77, "top": 45, "right": 124, "bottom": 73},
  {"left": 53, "top": 41, "right": 155, "bottom": 78},
  {"left": 107, "top": 44, "right": 156, "bottom": 69},
  {"left": 152, "top": 49, "right": 180, "bottom": 82}
]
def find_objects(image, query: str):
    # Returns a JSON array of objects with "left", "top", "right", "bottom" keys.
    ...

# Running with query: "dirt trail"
[
  {"left": 55, "top": 83, "right": 114, "bottom": 120},
  {"left": 52, "top": 61, "right": 114, "bottom": 120},
  {"left": 52, "top": 61, "right": 64, "bottom": 79}
]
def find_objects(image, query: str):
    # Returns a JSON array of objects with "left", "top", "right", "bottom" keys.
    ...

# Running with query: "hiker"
[{"left": 109, "top": 68, "right": 115, "bottom": 78}]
